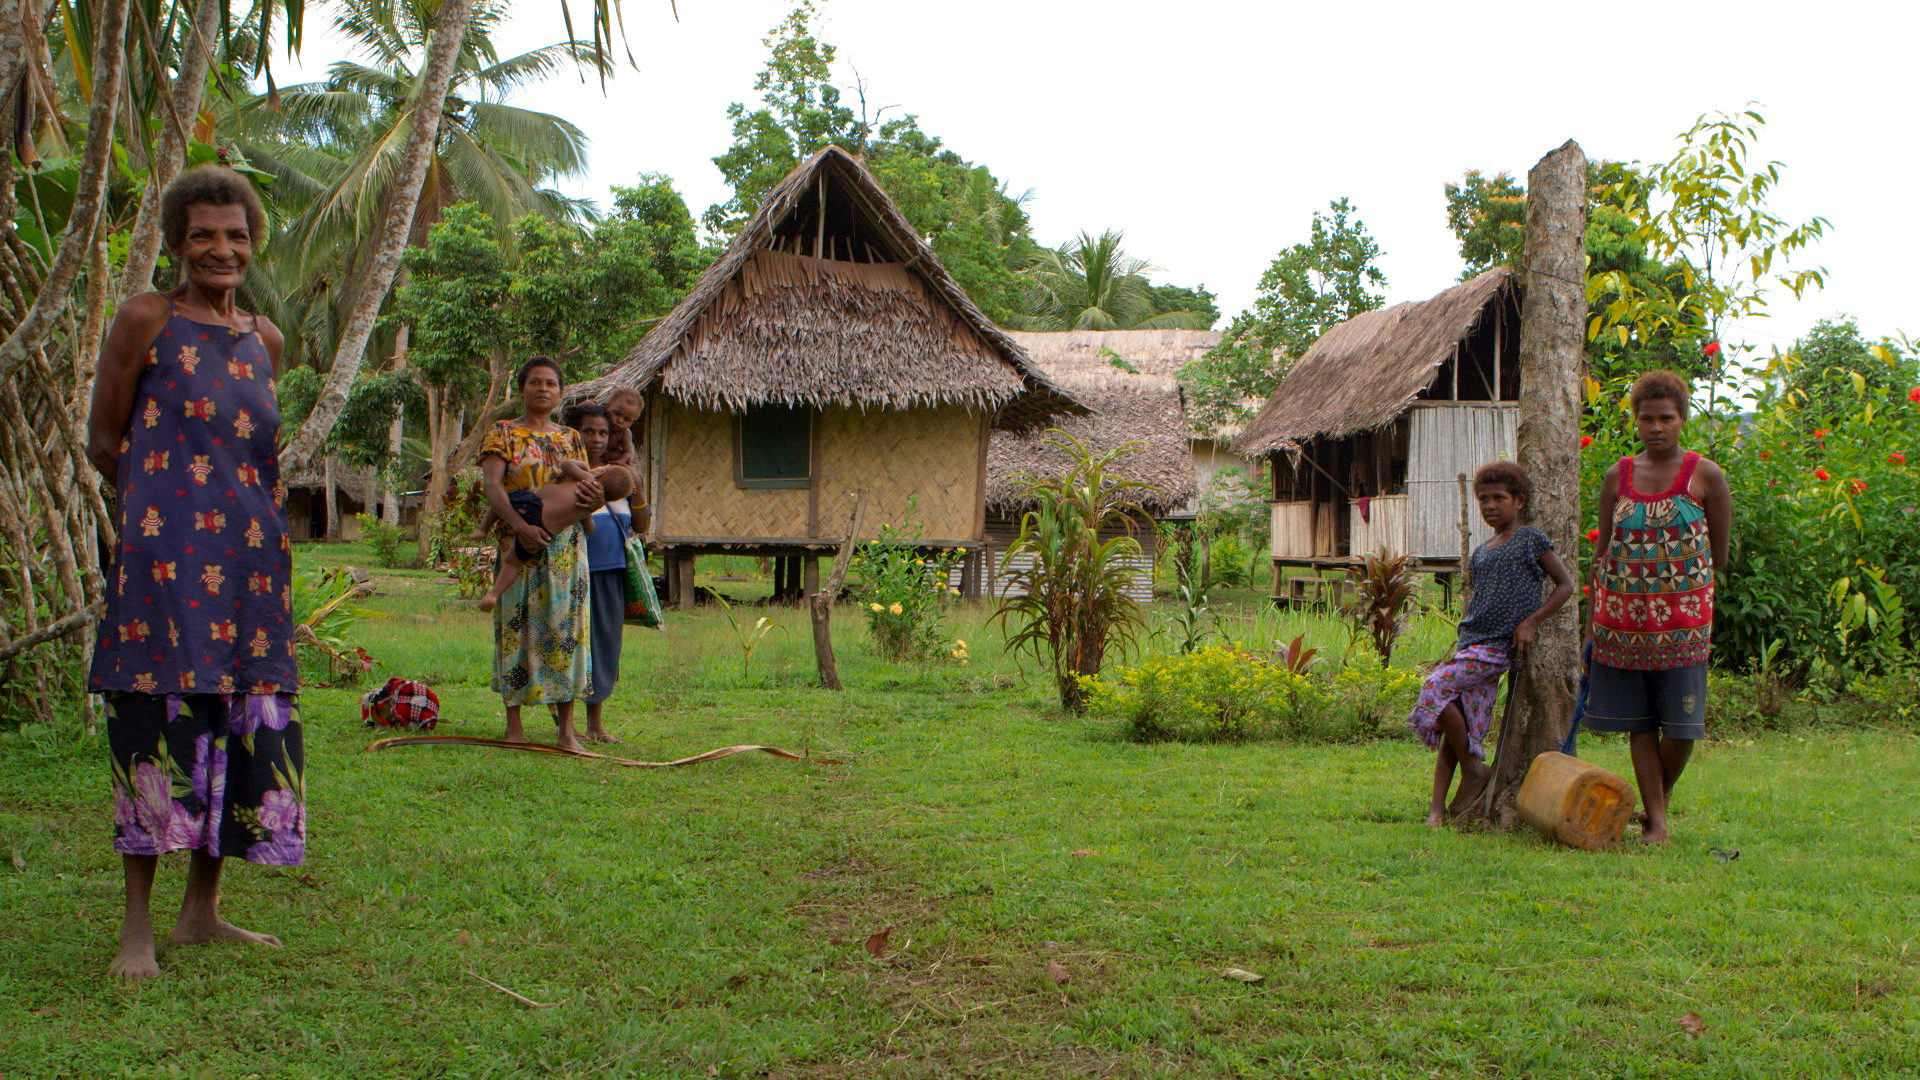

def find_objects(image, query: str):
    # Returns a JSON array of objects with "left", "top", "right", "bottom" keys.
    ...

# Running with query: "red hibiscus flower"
[
  {"left": 1813, "top": 429, "right": 1829, "bottom": 439},
  {"left": 1703, "top": 341, "right": 1721, "bottom": 358},
  {"left": 1891, "top": 452, "right": 1907, "bottom": 465},
  {"left": 1814, "top": 468, "right": 1830, "bottom": 481},
  {"left": 1909, "top": 387, "right": 1920, "bottom": 403},
  {"left": 1581, "top": 585, "right": 1591, "bottom": 597},
  {"left": 1851, "top": 479, "right": 1867, "bottom": 493},
  {"left": 1760, "top": 451, "right": 1771, "bottom": 459},
  {"left": 1585, "top": 529, "right": 1600, "bottom": 543},
  {"left": 1579, "top": 435, "right": 1593, "bottom": 448}
]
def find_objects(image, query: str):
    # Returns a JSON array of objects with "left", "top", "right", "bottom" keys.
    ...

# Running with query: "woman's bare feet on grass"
[
  {"left": 584, "top": 728, "right": 620, "bottom": 744},
  {"left": 170, "top": 912, "right": 282, "bottom": 947},
  {"left": 109, "top": 927, "right": 159, "bottom": 979},
  {"left": 1424, "top": 807, "right": 1447, "bottom": 827}
]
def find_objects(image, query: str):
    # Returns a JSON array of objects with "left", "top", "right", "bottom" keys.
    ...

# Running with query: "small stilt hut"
[
  {"left": 1235, "top": 268, "right": 1521, "bottom": 603},
  {"left": 572, "top": 146, "right": 1081, "bottom": 606},
  {"left": 981, "top": 373, "right": 1197, "bottom": 602}
]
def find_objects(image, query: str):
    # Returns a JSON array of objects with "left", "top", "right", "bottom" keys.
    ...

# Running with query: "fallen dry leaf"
[
  {"left": 10, "top": 849, "right": 24, "bottom": 869},
  {"left": 454, "top": 931, "right": 471, "bottom": 945},
  {"left": 964, "top": 955, "right": 991, "bottom": 966},
  {"left": 1070, "top": 849, "right": 1095, "bottom": 856},
  {"left": 1220, "top": 967, "right": 1266, "bottom": 983},
  {"left": 1046, "top": 959, "right": 1070, "bottom": 985},
  {"left": 864, "top": 926, "right": 894, "bottom": 958},
  {"left": 1676, "top": 1011, "right": 1707, "bottom": 1037}
]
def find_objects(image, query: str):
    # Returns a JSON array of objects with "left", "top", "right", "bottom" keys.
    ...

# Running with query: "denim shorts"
[{"left": 1583, "top": 660, "right": 1707, "bottom": 740}]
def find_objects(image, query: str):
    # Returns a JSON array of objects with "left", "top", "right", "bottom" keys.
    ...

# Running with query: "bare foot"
[
  {"left": 555, "top": 735, "right": 585, "bottom": 754},
  {"left": 1424, "top": 808, "right": 1446, "bottom": 827},
  {"left": 109, "top": 928, "right": 159, "bottom": 979},
  {"left": 170, "top": 913, "right": 282, "bottom": 947},
  {"left": 584, "top": 729, "right": 620, "bottom": 744},
  {"left": 1448, "top": 761, "right": 1492, "bottom": 816}
]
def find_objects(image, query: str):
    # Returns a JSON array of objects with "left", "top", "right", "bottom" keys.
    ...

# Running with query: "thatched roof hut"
[
  {"left": 1237, "top": 267, "right": 1516, "bottom": 457},
  {"left": 571, "top": 146, "right": 1088, "bottom": 606},
  {"left": 985, "top": 373, "right": 1197, "bottom": 517},
  {"left": 575, "top": 146, "right": 1081, "bottom": 431},
  {"left": 1234, "top": 268, "right": 1523, "bottom": 595}
]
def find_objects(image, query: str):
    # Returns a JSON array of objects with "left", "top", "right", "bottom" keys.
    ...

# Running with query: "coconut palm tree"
[{"left": 1016, "top": 230, "right": 1210, "bottom": 332}]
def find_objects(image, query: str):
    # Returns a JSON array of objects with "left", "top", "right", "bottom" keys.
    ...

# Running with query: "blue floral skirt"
[
  {"left": 1405, "top": 645, "right": 1512, "bottom": 762},
  {"left": 105, "top": 692, "right": 305, "bottom": 865}
]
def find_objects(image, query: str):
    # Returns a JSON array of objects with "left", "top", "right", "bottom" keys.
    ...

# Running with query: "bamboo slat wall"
[
  {"left": 652, "top": 400, "right": 983, "bottom": 545},
  {"left": 971, "top": 513, "right": 1158, "bottom": 602},
  {"left": 1348, "top": 493, "right": 1410, "bottom": 556},
  {"left": 1406, "top": 403, "right": 1517, "bottom": 558},
  {"left": 1271, "top": 501, "right": 1315, "bottom": 558}
]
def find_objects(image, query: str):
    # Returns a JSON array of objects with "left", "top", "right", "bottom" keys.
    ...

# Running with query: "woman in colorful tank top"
[
  {"left": 85, "top": 167, "right": 301, "bottom": 979},
  {"left": 1585, "top": 370, "right": 1731, "bottom": 845}
]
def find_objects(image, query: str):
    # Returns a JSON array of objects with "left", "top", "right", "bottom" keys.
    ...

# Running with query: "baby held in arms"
[{"left": 478, "top": 463, "right": 634, "bottom": 613}]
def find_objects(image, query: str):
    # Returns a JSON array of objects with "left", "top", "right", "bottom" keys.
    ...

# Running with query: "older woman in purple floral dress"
[{"left": 86, "top": 166, "right": 301, "bottom": 979}]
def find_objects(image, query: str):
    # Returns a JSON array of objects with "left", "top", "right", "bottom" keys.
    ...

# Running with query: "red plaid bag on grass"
[{"left": 361, "top": 677, "right": 441, "bottom": 731}]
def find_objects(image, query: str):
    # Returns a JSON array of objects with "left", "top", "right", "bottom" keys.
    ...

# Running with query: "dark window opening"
[{"left": 735, "top": 405, "right": 812, "bottom": 489}]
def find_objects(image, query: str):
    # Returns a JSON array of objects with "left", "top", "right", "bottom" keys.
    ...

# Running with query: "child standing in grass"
[
  {"left": 1584, "top": 370, "right": 1730, "bottom": 844},
  {"left": 1408, "top": 462, "right": 1576, "bottom": 825}
]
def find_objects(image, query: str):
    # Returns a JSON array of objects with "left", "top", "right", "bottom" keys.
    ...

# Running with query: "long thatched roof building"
[
  {"left": 1237, "top": 268, "right": 1522, "bottom": 596},
  {"left": 574, "top": 145, "right": 1085, "bottom": 605},
  {"left": 979, "top": 372, "right": 1194, "bottom": 602}
]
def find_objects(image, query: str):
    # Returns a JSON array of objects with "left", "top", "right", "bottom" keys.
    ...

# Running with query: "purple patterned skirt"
[
  {"left": 105, "top": 692, "right": 304, "bottom": 865},
  {"left": 1405, "top": 644, "right": 1512, "bottom": 762}
]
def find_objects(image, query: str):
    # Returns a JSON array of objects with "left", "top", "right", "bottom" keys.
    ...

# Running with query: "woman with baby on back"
[{"left": 1407, "top": 461, "right": 1576, "bottom": 825}]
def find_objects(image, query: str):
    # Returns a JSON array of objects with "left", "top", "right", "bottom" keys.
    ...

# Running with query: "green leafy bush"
[
  {"left": 355, "top": 513, "right": 414, "bottom": 569},
  {"left": 853, "top": 518, "right": 966, "bottom": 662},
  {"left": 291, "top": 563, "right": 381, "bottom": 685},
  {"left": 1083, "top": 645, "right": 1420, "bottom": 744}
]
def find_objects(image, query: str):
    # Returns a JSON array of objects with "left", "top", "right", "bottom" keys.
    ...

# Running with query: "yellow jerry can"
[{"left": 1515, "top": 751, "right": 1635, "bottom": 850}]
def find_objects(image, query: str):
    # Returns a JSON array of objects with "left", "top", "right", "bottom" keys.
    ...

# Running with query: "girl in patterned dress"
[
  {"left": 1407, "top": 463, "right": 1576, "bottom": 825},
  {"left": 1585, "top": 370, "right": 1731, "bottom": 845},
  {"left": 86, "top": 166, "right": 301, "bottom": 979}
]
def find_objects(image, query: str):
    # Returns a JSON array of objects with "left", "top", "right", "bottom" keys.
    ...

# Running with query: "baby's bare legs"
[{"left": 478, "top": 542, "right": 520, "bottom": 612}]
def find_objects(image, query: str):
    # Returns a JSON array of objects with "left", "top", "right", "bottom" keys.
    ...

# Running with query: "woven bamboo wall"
[
  {"left": 654, "top": 400, "right": 983, "bottom": 544},
  {"left": 656, "top": 400, "right": 811, "bottom": 539},
  {"left": 816, "top": 404, "right": 980, "bottom": 542}
]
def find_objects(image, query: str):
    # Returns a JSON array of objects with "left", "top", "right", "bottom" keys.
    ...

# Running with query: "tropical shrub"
[
  {"left": 427, "top": 471, "right": 492, "bottom": 599},
  {"left": 1344, "top": 548, "right": 1418, "bottom": 667},
  {"left": 1082, "top": 645, "right": 1421, "bottom": 743},
  {"left": 291, "top": 564, "right": 380, "bottom": 685},
  {"left": 994, "top": 434, "right": 1153, "bottom": 710},
  {"left": 853, "top": 519, "right": 966, "bottom": 662},
  {"left": 356, "top": 513, "right": 413, "bottom": 569}
]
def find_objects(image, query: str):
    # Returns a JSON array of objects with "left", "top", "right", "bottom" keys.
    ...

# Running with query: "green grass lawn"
[{"left": 2, "top": 544, "right": 1917, "bottom": 1077}]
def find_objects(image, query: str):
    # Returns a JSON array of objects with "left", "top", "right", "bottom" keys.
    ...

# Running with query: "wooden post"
[
  {"left": 676, "top": 554, "right": 697, "bottom": 611},
  {"left": 1457, "top": 471, "right": 1472, "bottom": 598},
  {"left": 811, "top": 492, "right": 868, "bottom": 690},
  {"left": 1492, "top": 303, "right": 1506, "bottom": 400},
  {"left": 1474, "top": 140, "right": 1588, "bottom": 827}
]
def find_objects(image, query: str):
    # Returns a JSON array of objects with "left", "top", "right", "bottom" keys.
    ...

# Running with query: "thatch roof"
[
  {"left": 1236, "top": 268, "right": 1517, "bottom": 457},
  {"left": 1005, "top": 329, "right": 1221, "bottom": 381},
  {"left": 985, "top": 373, "right": 1197, "bottom": 516},
  {"left": 574, "top": 146, "right": 1082, "bottom": 431}
]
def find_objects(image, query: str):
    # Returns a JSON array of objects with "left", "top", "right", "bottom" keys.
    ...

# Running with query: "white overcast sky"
[{"left": 279, "top": 0, "right": 1916, "bottom": 352}]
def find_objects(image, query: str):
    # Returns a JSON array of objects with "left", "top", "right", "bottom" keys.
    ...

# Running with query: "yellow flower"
[
  {"left": 870, "top": 603, "right": 883, "bottom": 612},
  {"left": 889, "top": 602, "right": 904, "bottom": 615},
  {"left": 955, "top": 639, "right": 967, "bottom": 649},
  {"left": 955, "top": 547, "right": 968, "bottom": 555}
]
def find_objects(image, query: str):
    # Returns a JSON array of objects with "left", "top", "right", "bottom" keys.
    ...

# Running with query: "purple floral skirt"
[
  {"left": 1406, "top": 645, "right": 1512, "bottom": 762},
  {"left": 105, "top": 692, "right": 304, "bottom": 865}
]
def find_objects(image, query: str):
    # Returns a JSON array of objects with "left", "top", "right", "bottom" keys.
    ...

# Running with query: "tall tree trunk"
[
  {"left": 415, "top": 382, "right": 448, "bottom": 564},
  {"left": 0, "top": 0, "right": 128, "bottom": 382},
  {"left": 384, "top": 322, "right": 410, "bottom": 527},
  {"left": 323, "top": 453, "right": 340, "bottom": 540},
  {"left": 116, "top": 0, "right": 221, "bottom": 298},
  {"left": 278, "top": 0, "right": 474, "bottom": 471},
  {"left": 1475, "top": 139, "right": 1589, "bottom": 827}
]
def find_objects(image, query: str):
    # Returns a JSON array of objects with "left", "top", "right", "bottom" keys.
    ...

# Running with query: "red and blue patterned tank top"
[
  {"left": 88, "top": 304, "right": 296, "bottom": 695},
  {"left": 1591, "top": 452, "right": 1714, "bottom": 671}
]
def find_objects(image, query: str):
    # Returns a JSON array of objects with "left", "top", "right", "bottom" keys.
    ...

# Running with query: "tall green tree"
[
  {"left": 1015, "top": 230, "right": 1210, "bottom": 332},
  {"left": 704, "top": 2, "right": 1039, "bottom": 324},
  {"left": 1181, "top": 198, "right": 1386, "bottom": 428}
]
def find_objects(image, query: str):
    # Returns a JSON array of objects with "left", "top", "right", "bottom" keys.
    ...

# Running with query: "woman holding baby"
[{"left": 477, "top": 357, "right": 599, "bottom": 751}]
